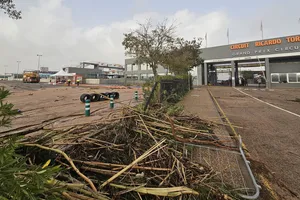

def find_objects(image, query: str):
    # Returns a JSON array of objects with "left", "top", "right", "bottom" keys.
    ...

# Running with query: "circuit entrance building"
[{"left": 198, "top": 34, "right": 300, "bottom": 88}]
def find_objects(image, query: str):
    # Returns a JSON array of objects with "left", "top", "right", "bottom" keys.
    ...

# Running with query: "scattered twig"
[
  {"left": 23, "top": 143, "right": 98, "bottom": 192},
  {"left": 100, "top": 139, "right": 166, "bottom": 188}
]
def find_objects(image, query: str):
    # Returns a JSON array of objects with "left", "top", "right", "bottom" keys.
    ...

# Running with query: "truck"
[{"left": 23, "top": 70, "right": 40, "bottom": 83}]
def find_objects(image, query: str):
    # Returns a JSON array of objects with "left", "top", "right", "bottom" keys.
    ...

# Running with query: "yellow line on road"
[
  {"left": 207, "top": 88, "right": 249, "bottom": 153},
  {"left": 208, "top": 87, "right": 280, "bottom": 199}
]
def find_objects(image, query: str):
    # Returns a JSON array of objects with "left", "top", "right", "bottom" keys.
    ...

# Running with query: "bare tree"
[
  {"left": 0, "top": 0, "right": 21, "bottom": 19},
  {"left": 122, "top": 19, "right": 175, "bottom": 79}
]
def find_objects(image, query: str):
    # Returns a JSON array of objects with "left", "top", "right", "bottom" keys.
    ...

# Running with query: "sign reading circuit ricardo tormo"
[
  {"left": 201, "top": 35, "right": 300, "bottom": 61},
  {"left": 231, "top": 35, "right": 300, "bottom": 56}
]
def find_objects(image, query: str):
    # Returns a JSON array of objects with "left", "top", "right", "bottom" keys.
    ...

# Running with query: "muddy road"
[{"left": 0, "top": 81, "right": 142, "bottom": 133}]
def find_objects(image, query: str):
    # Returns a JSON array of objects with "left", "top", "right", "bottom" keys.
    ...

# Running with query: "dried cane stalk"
[{"left": 23, "top": 143, "right": 97, "bottom": 192}]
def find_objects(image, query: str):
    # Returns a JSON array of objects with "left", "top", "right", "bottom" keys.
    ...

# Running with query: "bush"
[
  {"left": 0, "top": 87, "right": 63, "bottom": 199},
  {"left": 0, "top": 87, "right": 19, "bottom": 127},
  {"left": 142, "top": 75, "right": 192, "bottom": 111},
  {"left": 0, "top": 138, "right": 62, "bottom": 200}
]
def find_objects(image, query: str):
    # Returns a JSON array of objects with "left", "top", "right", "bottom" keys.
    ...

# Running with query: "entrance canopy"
[
  {"left": 201, "top": 34, "right": 300, "bottom": 63},
  {"left": 50, "top": 69, "right": 75, "bottom": 77}
]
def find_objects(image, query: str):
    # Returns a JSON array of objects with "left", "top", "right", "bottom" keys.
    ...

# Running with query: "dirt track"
[
  {"left": 0, "top": 80, "right": 58, "bottom": 91},
  {"left": 209, "top": 86, "right": 300, "bottom": 199},
  {"left": 0, "top": 81, "right": 142, "bottom": 133}
]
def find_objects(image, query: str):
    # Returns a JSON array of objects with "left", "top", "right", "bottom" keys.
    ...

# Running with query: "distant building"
[
  {"left": 63, "top": 61, "right": 125, "bottom": 79},
  {"left": 124, "top": 58, "right": 169, "bottom": 80},
  {"left": 39, "top": 71, "right": 58, "bottom": 79}
]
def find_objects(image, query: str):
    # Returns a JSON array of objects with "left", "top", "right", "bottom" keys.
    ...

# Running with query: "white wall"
[{"left": 84, "top": 79, "right": 101, "bottom": 84}]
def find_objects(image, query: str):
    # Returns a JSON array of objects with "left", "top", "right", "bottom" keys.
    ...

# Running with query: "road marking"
[
  {"left": 235, "top": 88, "right": 300, "bottom": 118},
  {"left": 208, "top": 88, "right": 261, "bottom": 199},
  {"left": 208, "top": 89, "right": 248, "bottom": 152}
]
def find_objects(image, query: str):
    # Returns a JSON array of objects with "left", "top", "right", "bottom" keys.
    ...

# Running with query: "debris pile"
[{"left": 4, "top": 105, "right": 240, "bottom": 199}]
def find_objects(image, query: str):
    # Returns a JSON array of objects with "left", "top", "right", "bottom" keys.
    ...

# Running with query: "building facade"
[
  {"left": 64, "top": 61, "right": 125, "bottom": 79},
  {"left": 64, "top": 67, "right": 104, "bottom": 78},
  {"left": 199, "top": 34, "right": 300, "bottom": 88},
  {"left": 124, "top": 58, "right": 169, "bottom": 80},
  {"left": 124, "top": 34, "right": 300, "bottom": 88}
]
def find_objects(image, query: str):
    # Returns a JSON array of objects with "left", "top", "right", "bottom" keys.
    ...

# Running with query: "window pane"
[
  {"left": 288, "top": 74, "right": 297, "bottom": 83},
  {"left": 271, "top": 74, "right": 279, "bottom": 82},
  {"left": 141, "top": 64, "right": 147, "bottom": 70},
  {"left": 132, "top": 64, "right": 138, "bottom": 71},
  {"left": 280, "top": 74, "right": 287, "bottom": 83},
  {"left": 298, "top": 74, "right": 300, "bottom": 82}
]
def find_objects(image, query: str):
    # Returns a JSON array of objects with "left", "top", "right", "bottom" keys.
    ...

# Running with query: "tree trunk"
[{"left": 152, "top": 65, "right": 158, "bottom": 81}]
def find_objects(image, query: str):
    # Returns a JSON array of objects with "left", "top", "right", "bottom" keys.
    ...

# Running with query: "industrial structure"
[
  {"left": 125, "top": 34, "right": 300, "bottom": 88},
  {"left": 199, "top": 34, "right": 300, "bottom": 88},
  {"left": 63, "top": 61, "right": 125, "bottom": 79}
]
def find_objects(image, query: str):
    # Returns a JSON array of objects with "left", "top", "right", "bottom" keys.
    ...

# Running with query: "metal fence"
[
  {"left": 160, "top": 78, "right": 192, "bottom": 103},
  {"left": 174, "top": 136, "right": 260, "bottom": 199},
  {"left": 100, "top": 78, "right": 146, "bottom": 86}
]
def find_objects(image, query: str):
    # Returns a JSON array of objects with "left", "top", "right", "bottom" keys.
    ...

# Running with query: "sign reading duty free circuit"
[{"left": 230, "top": 35, "right": 300, "bottom": 57}]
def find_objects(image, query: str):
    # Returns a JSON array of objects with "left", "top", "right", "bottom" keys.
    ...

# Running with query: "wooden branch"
[
  {"left": 81, "top": 166, "right": 136, "bottom": 176},
  {"left": 74, "top": 160, "right": 171, "bottom": 172},
  {"left": 100, "top": 139, "right": 166, "bottom": 188},
  {"left": 23, "top": 143, "right": 97, "bottom": 192}
]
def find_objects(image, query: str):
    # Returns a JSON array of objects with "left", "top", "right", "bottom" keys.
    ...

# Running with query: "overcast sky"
[{"left": 1, "top": 0, "right": 300, "bottom": 74}]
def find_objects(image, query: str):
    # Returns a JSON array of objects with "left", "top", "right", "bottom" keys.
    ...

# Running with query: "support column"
[
  {"left": 124, "top": 64, "right": 128, "bottom": 85},
  {"left": 204, "top": 63, "right": 208, "bottom": 85},
  {"left": 231, "top": 61, "right": 235, "bottom": 87},
  {"left": 235, "top": 61, "right": 239, "bottom": 86},
  {"left": 210, "top": 64, "right": 217, "bottom": 85},
  {"left": 137, "top": 63, "right": 141, "bottom": 80},
  {"left": 265, "top": 58, "right": 271, "bottom": 89},
  {"left": 130, "top": 64, "right": 133, "bottom": 81},
  {"left": 146, "top": 64, "right": 149, "bottom": 79},
  {"left": 197, "top": 64, "right": 203, "bottom": 86}
]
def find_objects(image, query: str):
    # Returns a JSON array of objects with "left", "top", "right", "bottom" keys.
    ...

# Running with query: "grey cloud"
[{"left": 1, "top": 0, "right": 299, "bottom": 74}]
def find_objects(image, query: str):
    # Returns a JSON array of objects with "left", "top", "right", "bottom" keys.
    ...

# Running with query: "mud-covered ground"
[{"left": 0, "top": 81, "right": 142, "bottom": 133}]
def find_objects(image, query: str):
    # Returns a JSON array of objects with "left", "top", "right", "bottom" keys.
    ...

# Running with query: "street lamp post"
[
  {"left": 37, "top": 54, "right": 42, "bottom": 71},
  {"left": 4, "top": 65, "right": 8, "bottom": 79},
  {"left": 17, "top": 61, "right": 21, "bottom": 80}
]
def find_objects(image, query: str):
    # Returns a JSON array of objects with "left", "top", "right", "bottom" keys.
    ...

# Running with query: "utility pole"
[
  {"left": 17, "top": 61, "right": 21, "bottom": 80},
  {"left": 227, "top": 28, "right": 230, "bottom": 44},
  {"left": 260, "top": 21, "right": 264, "bottom": 40},
  {"left": 37, "top": 54, "right": 42, "bottom": 71},
  {"left": 4, "top": 65, "right": 8, "bottom": 79}
]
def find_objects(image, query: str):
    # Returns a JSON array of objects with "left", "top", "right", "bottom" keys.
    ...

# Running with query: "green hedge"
[{"left": 143, "top": 75, "right": 192, "bottom": 105}]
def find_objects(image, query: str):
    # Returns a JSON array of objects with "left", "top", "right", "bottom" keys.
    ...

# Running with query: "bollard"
[
  {"left": 110, "top": 97, "right": 114, "bottom": 109},
  {"left": 85, "top": 99, "right": 90, "bottom": 116},
  {"left": 134, "top": 91, "right": 138, "bottom": 101}
]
